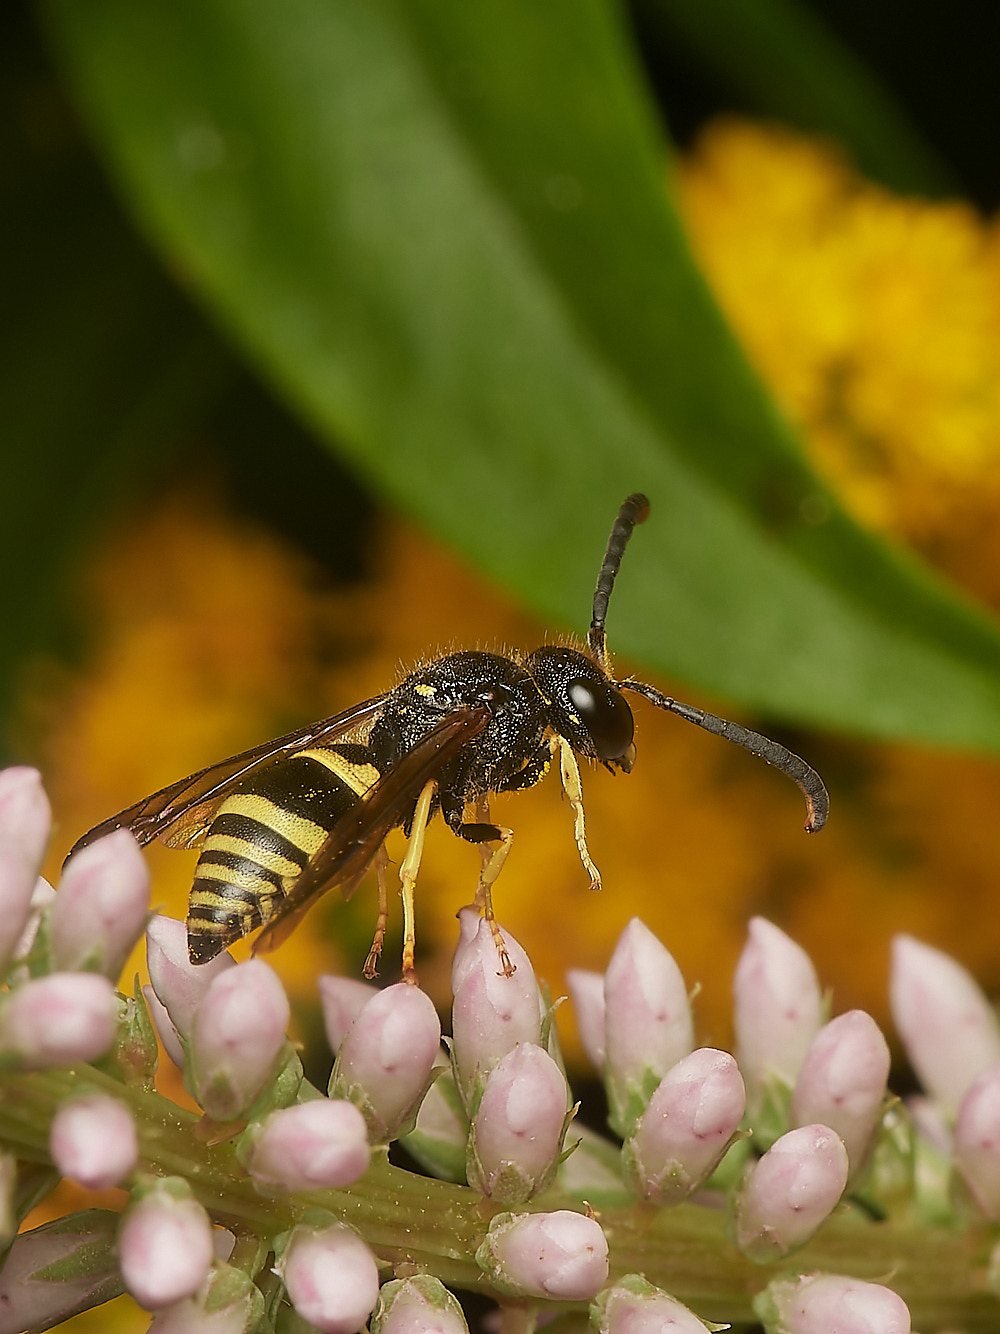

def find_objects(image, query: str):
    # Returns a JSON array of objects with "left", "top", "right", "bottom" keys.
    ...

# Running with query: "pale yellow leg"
[
  {"left": 472, "top": 795, "right": 515, "bottom": 977},
  {"left": 557, "top": 735, "right": 602, "bottom": 891},
  {"left": 363, "top": 844, "right": 391, "bottom": 979},
  {"left": 398, "top": 779, "right": 436, "bottom": 982}
]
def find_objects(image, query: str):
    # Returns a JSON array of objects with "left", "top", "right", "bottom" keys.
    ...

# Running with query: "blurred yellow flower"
[{"left": 680, "top": 120, "right": 1000, "bottom": 596}]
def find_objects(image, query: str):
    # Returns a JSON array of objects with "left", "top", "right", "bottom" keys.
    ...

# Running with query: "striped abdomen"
[{"left": 186, "top": 746, "right": 379, "bottom": 963}]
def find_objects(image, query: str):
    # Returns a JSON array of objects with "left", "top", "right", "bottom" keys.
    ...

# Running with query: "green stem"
[{"left": 2, "top": 1067, "right": 997, "bottom": 1329}]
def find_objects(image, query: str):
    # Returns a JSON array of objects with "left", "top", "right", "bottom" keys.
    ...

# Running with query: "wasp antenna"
[
  {"left": 620, "top": 680, "right": 830, "bottom": 833},
  {"left": 588, "top": 493, "right": 651, "bottom": 668}
]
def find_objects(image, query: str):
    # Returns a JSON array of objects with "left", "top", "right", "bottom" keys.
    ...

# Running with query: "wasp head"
[{"left": 525, "top": 647, "right": 636, "bottom": 773}]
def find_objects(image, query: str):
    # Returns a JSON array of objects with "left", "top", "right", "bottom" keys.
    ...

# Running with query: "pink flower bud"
[
  {"left": 146, "top": 914, "right": 236, "bottom": 1037},
  {"left": 789, "top": 1011, "right": 890, "bottom": 1177},
  {"left": 245, "top": 1099, "right": 370, "bottom": 1193},
  {"left": 119, "top": 1180, "right": 214, "bottom": 1311},
  {"left": 372, "top": 1275, "right": 470, "bottom": 1334},
  {"left": 50, "top": 830, "right": 150, "bottom": 979},
  {"left": 0, "top": 768, "right": 51, "bottom": 969},
  {"left": 626, "top": 1048, "right": 745, "bottom": 1203},
  {"left": 566, "top": 968, "right": 606, "bottom": 1073},
  {"left": 890, "top": 935, "right": 1000, "bottom": 1113},
  {"left": 148, "top": 1263, "right": 264, "bottom": 1333},
  {"left": 277, "top": 1223, "right": 380, "bottom": 1334},
  {"left": 451, "top": 908, "right": 537, "bottom": 996},
  {"left": 477, "top": 1210, "right": 609, "bottom": 1300},
  {"left": 0, "top": 1210, "right": 120, "bottom": 1331},
  {"left": 189, "top": 959, "right": 290, "bottom": 1120},
  {"left": 332, "top": 982, "right": 441, "bottom": 1140},
  {"left": 451, "top": 917, "right": 542, "bottom": 1106},
  {"left": 49, "top": 1092, "right": 138, "bottom": 1190},
  {"left": 594, "top": 1274, "right": 709, "bottom": 1333},
  {"left": 603, "top": 919, "right": 694, "bottom": 1137},
  {"left": 759, "top": 1272, "right": 911, "bottom": 1334},
  {"left": 734, "top": 918, "right": 823, "bottom": 1112},
  {"left": 318, "top": 974, "right": 379, "bottom": 1052},
  {"left": 736, "top": 1124, "right": 849, "bottom": 1261},
  {"left": 0, "top": 973, "right": 118, "bottom": 1068},
  {"left": 468, "top": 1043, "right": 570, "bottom": 1203},
  {"left": 954, "top": 1061, "right": 1000, "bottom": 1218},
  {"left": 143, "top": 984, "right": 186, "bottom": 1069},
  {"left": 451, "top": 905, "right": 486, "bottom": 977}
]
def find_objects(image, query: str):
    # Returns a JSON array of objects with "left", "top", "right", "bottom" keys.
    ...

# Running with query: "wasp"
[{"left": 67, "top": 494, "right": 828, "bottom": 978}]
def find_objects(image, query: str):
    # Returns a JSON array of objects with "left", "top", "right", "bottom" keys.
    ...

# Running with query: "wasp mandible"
[{"left": 68, "top": 495, "right": 828, "bottom": 978}]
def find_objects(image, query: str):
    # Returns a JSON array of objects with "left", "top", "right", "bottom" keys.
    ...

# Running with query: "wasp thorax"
[
  {"left": 382, "top": 651, "right": 544, "bottom": 775},
  {"left": 402, "top": 652, "right": 535, "bottom": 717},
  {"left": 525, "top": 647, "right": 635, "bottom": 766}
]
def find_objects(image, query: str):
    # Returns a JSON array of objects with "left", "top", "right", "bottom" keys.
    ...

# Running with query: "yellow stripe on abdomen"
[
  {"left": 296, "top": 748, "right": 380, "bottom": 796},
  {"left": 186, "top": 748, "right": 379, "bottom": 964},
  {"left": 218, "top": 793, "right": 329, "bottom": 856}
]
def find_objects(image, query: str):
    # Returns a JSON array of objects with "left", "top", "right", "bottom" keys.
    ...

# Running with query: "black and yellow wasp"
[{"left": 67, "top": 495, "right": 828, "bottom": 978}]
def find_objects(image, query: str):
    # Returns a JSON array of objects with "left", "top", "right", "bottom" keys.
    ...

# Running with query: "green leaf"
[
  {"left": 38, "top": 0, "right": 1000, "bottom": 749},
  {"left": 0, "top": 14, "right": 234, "bottom": 745}
]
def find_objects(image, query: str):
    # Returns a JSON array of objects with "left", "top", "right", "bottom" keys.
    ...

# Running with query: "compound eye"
[{"left": 567, "top": 678, "right": 635, "bottom": 760}]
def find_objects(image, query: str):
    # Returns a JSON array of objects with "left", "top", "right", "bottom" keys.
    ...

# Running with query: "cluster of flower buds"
[
  {"left": 566, "top": 914, "right": 904, "bottom": 1313},
  {"left": 0, "top": 769, "right": 146, "bottom": 1077},
  {"left": 2, "top": 765, "right": 999, "bottom": 1332},
  {"left": 0, "top": 769, "right": 149, "bottom": 1329}
]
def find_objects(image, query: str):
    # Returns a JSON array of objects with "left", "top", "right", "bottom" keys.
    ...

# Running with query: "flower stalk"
[
  {"left": 4, "top": 777, "right": 1000, "bottom": 1331},
  {"left": 1, "top": 1059, "right": 998, "bottom": 1327}
]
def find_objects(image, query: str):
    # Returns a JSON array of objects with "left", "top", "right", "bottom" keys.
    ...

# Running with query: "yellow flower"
[{"left": 679, "top": 120, "right": 1000, "bottom": 555}]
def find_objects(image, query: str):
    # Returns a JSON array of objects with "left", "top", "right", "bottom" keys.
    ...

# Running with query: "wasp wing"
[
  {"left": 252, "top": 704, "right": 491, "bottom": 955},
  {"left": 64, "top": 695, "right": 389, "bottom": 861}
]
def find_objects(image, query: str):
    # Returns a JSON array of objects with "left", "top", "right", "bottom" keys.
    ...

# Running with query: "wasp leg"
[
  {"left": 470, "top": 796, "right": 514, "bottom": 906},
  {"left": 462, "top": 738, "right": 548, "bottom": 974},
  {"left": 398, "top": 779, "right": 437, "bottom": 983},
  {"left": 363, "top": 843, "right": 391, "bottom": 979},
  {"left": 555, "top": 735, "right": 602, "bottom": 891},
  {"left": 453, "top": 796, "right": 514, "bottom": 978}
]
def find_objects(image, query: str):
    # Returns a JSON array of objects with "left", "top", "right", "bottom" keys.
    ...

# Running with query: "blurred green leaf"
[
  {"left": 0, "top": 16, "right": 234, "bottom": 746},
  {"left": 634, "top": 0, "right": 955, "bottom": 196},
  {"left": 37, "top": 0, "right": 1000, "bottom": 748}
]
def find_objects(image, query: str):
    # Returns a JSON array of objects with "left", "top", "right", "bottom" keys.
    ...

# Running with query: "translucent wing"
[{"left": 65, "top": 696, "right": 388, "bottom": 860}]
